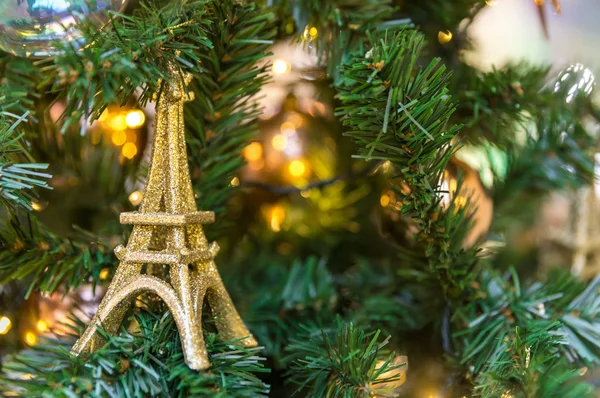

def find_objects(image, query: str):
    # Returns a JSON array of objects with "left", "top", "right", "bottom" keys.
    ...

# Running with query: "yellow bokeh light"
[
  {"left": 109, "top": 114, "right": 128, "bottom": 131},
  {"left": 438, "top": 30, "right": 453, "bottom": 44},
  {"left": 125, "top": 110, "right": 146, "bottom": 128},
  {"left": 31, "top": 201, "right": 43, "bottom": 211},
  {"left": 126, "top": 130, "right": 138, "bottom": 144},
  {"left": 273, "top": 59, "right": 291, "bottom": 75},
  {"left": 380, "top": 194, "right": 390, "bottom": 207},
  {"left": 36, "top": 320, "right": 48, "bottom": 333},
  {"left": 243, "top": 142, "right": 263, "bottom": 162},
  {"left": 0, "top": 316, "right": 12, "bottom": 335},
  {"left": 99, "top": 268, "right": 110, "bottom": 280},
  {"left": 271, "top": 134, "right": 288, "bottom": 151},
  {"left": 280, "top": 121, "right": 296, "bottom": 135},
  {"left": 269, "top": 205, "right": 285, "bottom": 232},
  {"left": 128, "top": 190, "right": 143, "bottom": 206},
  {"left": 288, "top": 159, "right": 307, "bottom": 177},
  {"left": 309, "top": 27, "right": 318, "bottom": 37},
  {"left": 24, "top": 331, "right": 37, "bottom": 346},
  {"left": 111, "top": 131, "right": 127, "bottom": 146},
  {"left": 286, "top": 113, "right": 303, "bottom": 128},
  {"left": 122, "top": 142, "right": 138, "bottom": 159},
  {"left": 485, "top": 0, "right": 497, "bottom": 5},
  {"left": 230, "top": 176, "right": 240, "bottom": 187},
  {"left": 300, "top": 189, "right": 311, "bottom": 198}
]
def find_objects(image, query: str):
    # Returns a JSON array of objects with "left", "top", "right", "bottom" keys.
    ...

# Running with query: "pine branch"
[
  {"left": 453, "top": 65, "right": 551, "bottom": 148},
  {"left": 0, "top": 55, "right": 42, "bottom": 116},
  {"left": 46, "top": 0, "right": 212, "bottom": 132},
  {"left": 0, "top": 311, "right": 270, "bottom": 397},
  {"left": 398, "top": 0, "right": 486, "bottom": 34},
  {"left": 474, "top": 323, "right": 594, "bottom": 398},
  {"left": 236, "top": 255, "right": 339, "bottom": 366},
  {"left": 184, "top": 0, "right": 276, "bottom": 239},
  {"left": 0, "top": 222, "right": 114, "bottom": 297},
  {"left": 0, "top": 113, "right": 51, "bottom": 213},
  {"left": 453, "top": 269, "right": 600, "bottom": 380},
  {"left": 491, "top": 112, "right": 595, "bottom": 232},
  {"left": 336, "top": 29, "right": 478, "bottom": 297},
  {"left": 284, "top": 320, "right": 406, "bottom": 397},
  {"left": 275, "top": 0, "right": 405, "bottom": 77}
]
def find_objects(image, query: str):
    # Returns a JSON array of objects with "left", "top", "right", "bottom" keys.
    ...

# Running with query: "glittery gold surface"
[{"left": 71, "top": 63, "right": 257, "bottom": 370}]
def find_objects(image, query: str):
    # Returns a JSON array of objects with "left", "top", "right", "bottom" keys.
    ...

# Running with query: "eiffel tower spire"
[{"left": 71, "top": 63, "right": 257, "bottom": 370}]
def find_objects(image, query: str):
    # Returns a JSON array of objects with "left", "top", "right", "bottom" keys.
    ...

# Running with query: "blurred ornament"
[
  {"left": 0, "top": 0, "right": 128, "bottom": 57},
  {"left": 443, "top": 158, "right": 494, "bottom": 249},
  {"left": 37, "top": 284, "right": 106, "bottom": 335},
  {"left": 553, "top": 63, "right": 595, "bottom": 103},
  {"left": 539, "top": 184, "right": 600, "bottom": 280}
]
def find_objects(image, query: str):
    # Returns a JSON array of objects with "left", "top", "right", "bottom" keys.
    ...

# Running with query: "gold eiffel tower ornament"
[{"left": 71, "top": 63, "right": 257, "bottom": 370}]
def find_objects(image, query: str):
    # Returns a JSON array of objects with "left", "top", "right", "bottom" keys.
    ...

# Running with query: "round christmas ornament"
[{"left": 0, "top": 0, "right": 128, "bottom": 57}]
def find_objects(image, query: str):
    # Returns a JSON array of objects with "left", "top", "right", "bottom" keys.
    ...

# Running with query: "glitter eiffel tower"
[{"left": 71, "top": 64, "right": 257, "bottom": 370}]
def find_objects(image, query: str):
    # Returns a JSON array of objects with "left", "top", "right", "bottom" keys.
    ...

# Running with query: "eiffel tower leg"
[
  {"left": 205, "top": 262, "right": 257, "bottom": 347},
  {"left": 71, "top": 262, "right": 142, "bottom": 355},
  {"left": 170, "top": 261, "right": 210, "bottom": 370}
]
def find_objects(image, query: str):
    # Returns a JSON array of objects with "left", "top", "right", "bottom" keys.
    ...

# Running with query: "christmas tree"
[{"left": 0, "top": 0, "right": 599, "bottom": 396}]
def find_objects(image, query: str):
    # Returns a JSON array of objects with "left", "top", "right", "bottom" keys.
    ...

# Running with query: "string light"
[
  {"left": 125, "top": 110, "right": 146, "bottom": 128},
  {"left": 243, "top": 142, "right": 263, "bottom": 162},
  {"left": 30, "top": 201, "right": 43, "bottom": 211},
  {"left": 303, "top": 26, "right": 318, "bottom": 40},
  {"left": 36, "top": 320, "right": 48, "bottom": 333},
  {"left": 111, "top": 131, "right": 127, "bottom": 146},
  {"left": 271, "top": 134, "right": 288, "bottom": 151},
  {"left": 268, "top": 205, "right": 286, "bottom": 232},
  {"left": 99, "top": 268, "right": 111, "bottom": 280},
  {"left": 437, "top": 30, "right": 453, "bottom": 44},
  {"left": 128, "top": 190, "right": 143, "bottom": 206},
  {"left": 122, "top": 142, "right": 138, "bottom": 159},
  {"left": 24, "top": 331, "right": 37, "bottom": 346},
  {"left": 380, "top": 194, "right": 391, "bottom": 207},
  {"left": 288, "top": 159, "right": 307, "bottom": 177},
  {"left": 230, "top": 176, "right": 240, "bottom": 187},
  {"left": 273, "top": 59, "right": 291, "bottom": 74},
  {"left": 109, "top": 114, "right": 128, "bottom": 131},
  {"left": 0, "top": 316, "right": 12, "bottom": 334}
]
